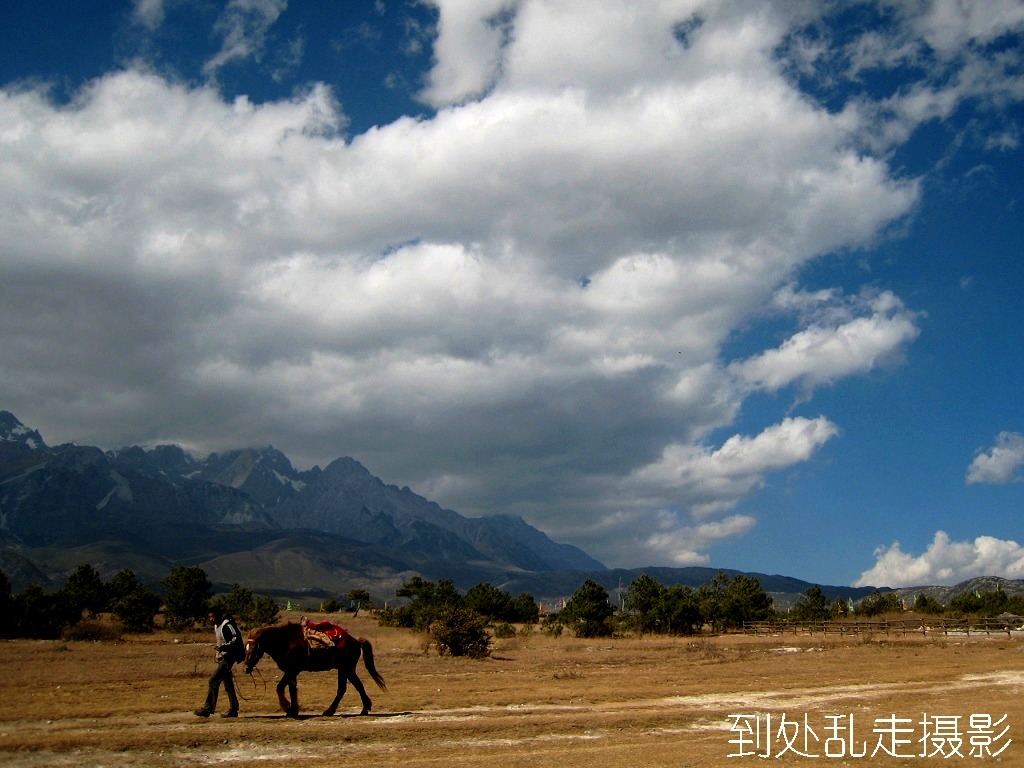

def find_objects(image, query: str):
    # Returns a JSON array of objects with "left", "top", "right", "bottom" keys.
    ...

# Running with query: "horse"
[{"left": 243, "top": 622, "right": 386, "bottom": 718}]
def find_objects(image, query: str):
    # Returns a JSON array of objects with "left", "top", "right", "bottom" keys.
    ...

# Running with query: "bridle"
[
  {"left": 239, "top": 637, "right": 267, "bottom": 699},
  {"left": 244, "top": 637, "right": 265, "bottom": 673}
]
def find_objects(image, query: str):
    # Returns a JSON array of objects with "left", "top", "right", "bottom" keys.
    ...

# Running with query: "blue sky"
[{"left": 1, "top": 1, "right": 1022, "bottom": 588}]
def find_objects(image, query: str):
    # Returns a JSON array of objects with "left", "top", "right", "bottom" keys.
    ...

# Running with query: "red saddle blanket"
[{"left": 300, "top": 618, "right": 348, "bottom": 648}]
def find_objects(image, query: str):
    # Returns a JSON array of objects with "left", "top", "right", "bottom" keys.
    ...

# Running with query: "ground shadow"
[{"left": 230, "top": 711, "right": 415, "bottom": 721}]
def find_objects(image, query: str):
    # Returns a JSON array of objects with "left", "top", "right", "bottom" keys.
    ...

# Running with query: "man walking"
[{"left": 194, "top": 605, "right": 243, "bottom": 718}]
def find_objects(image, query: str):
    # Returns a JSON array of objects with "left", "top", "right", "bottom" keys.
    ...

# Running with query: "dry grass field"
[{"left": 2, "top": 612, "right": 1024, "bottom": 767}]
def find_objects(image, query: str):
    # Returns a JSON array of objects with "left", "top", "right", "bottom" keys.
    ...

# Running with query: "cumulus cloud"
[
  {"left": 967, "top": 432, "right": 1024, "bottom": 484},
  {"left": 856, "top": 531, "right": 1024, "bottom": 587},
  {"left": 2, "top": 1, "right": 1018, "bottom": 567},
  {"left": 732, "top": 290, "right": 921, "bottom": 393},
  {"left": 419, "top": 0, "right": 517, "bottom": 107},
  {"left": 624, "top": 417, "right": 840, "bottom": 518}
]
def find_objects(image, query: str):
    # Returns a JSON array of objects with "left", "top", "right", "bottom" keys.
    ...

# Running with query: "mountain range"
[
  {"left": 1, "top": 409, "right": 997, "bottom": 609},
  {"left": 0, "top": 410, "right": 607, "bottom": 596}
]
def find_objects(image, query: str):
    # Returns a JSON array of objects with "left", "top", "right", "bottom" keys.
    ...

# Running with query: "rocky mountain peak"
[
  {"left": 0, "top": 408, "right": 606, "bottom": 592},
  {"left": 0, "top": 411, "right": 46, "bottom": 450}
]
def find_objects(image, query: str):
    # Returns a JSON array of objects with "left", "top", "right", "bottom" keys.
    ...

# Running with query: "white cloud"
[
  {"left": 203, "top": 0, "right": 289, "bottom": 79},
  {"left": 905, "top": 0, "right": 1024, "bottom": 55},
  {"left": 573, "top": 509, "right": 758, "bottom": 567},
  {"left": 132, "top": 0, "right": 166, "bottom": 30},
  {"left": 779, "top": 1, "right": 1024, "bottom": 153},
  {"left": 419, "top": 0, "right": 517, "bottom": 107},
  {"left": 731, "top": 290, "right": 922, "bottom": 392},
  {"left": 855, "top": 531, "right": 1024, "bottom": 587},
  {"left": 967, "top": 432, "right": 1024, "bottom": 484},
  {"left": 624, "top": 416, "right": 839, "bottom": 518},
  {"left": 5, "top": 1, "right": 1018, "bottom": 568}
]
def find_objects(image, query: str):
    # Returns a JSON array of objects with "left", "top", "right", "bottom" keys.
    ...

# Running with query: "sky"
[{"left": 1, "top": 1, "right": 1023, "bottom": 589}]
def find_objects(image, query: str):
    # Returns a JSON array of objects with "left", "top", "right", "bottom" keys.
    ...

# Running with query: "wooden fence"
[{"left": 742, "top": 617, "right": 1020, "bottom": 637}]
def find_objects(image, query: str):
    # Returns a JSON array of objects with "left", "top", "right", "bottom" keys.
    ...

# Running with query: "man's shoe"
[
  {"left": 194, "top": 708, "right": 212, "bottom": 718},
  {"left": 221, "top": 711, "right": 238, "bottom": 718}
]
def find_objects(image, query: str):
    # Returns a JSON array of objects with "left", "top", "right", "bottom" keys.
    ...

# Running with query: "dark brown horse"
[{"left": 243, "top": 623, "right": 386, "bottom": 717}]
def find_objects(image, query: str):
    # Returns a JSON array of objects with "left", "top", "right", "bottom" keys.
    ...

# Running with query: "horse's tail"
[{"left": 359, "top": 638, "right": 387, "bottom": 691}]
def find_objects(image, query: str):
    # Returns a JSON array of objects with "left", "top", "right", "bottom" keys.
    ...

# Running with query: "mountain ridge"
[
  {"left": 0, "top": 410, "right": 603, "bottom": 595},
  {"left": 4, "top": 409, "right": 1008, "bottom": 607}
]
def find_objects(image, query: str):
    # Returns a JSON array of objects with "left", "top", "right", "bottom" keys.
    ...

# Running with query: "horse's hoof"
[
  {"left": 286, "top": 710, "right": 300, "bottom": 719},
  {"left": 322, "top": 709, "right": 336, "bottom": 717},
  {"left": 359, "top": 708, "right": 370, "bottom": 716}
]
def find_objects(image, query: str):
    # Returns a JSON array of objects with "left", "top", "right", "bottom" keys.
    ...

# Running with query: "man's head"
[{"left": 209, "top": 605, "right": 223, "bottom": 624}]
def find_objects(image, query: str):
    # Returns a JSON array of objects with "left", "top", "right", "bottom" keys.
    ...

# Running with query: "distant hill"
[
  {"left": 481, "top": 566, "right": 883, "bottom": 610},
  {"left": 893, "top": 576, "right": 1024, "bottom": 606}
]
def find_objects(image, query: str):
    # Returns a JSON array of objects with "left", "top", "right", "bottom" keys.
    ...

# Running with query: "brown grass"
[{"left": 1, "top": 612, "right": 1023, "bottom": 767}]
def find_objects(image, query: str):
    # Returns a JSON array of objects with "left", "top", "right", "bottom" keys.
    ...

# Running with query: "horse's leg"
[
  {"left": 287, "top": 675, "right": 300, "bottom": 718},
  {"left": 348, "top": 670, "right": 372, "bottom": 716},
  {"left": 276, "top": 675, "right": 291, "bottom": 713},
  {"left": 322, "top": 667, "right": 347, "bottom": 717}
]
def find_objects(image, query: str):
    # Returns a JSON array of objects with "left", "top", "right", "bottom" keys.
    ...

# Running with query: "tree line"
[
  {"left": 5, "top": 561, "right": 1015, "bottom": 647},
  {"left": 377, "top": 576, "right": 541, "bottom": 658},
  {"left": 591, "top": 572, "right": 774, "bottom": 637},
  {"left": 748, "top": 584, "right": 1024, "bottom": 623},
  {"left": 374, "top": 571, "right": 777, "bottom": 656},
  {"left": 381, "top": 573, "right": 1024, "bottom": 657},
  {"left": 0, "top": 564, "right": 280, "bottom": 639}
]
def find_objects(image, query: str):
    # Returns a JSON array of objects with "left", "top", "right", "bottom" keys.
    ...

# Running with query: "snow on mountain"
[{"left": 0, "top": 411, "right": 46, "bottom": 450}]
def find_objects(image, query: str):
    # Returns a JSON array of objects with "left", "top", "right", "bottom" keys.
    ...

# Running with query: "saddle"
[{"left": 300, "top": 617, "right": 348, "bottom": 649}]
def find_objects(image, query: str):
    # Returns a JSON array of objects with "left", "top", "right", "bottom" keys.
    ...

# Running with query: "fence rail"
[{"left": 742, "top": 617, "right": 1020, "bottom": 637}]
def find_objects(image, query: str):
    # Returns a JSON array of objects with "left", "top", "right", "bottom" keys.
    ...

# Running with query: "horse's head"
[{"left": 244, "top": 633, "right": 264, "bottom": 674}]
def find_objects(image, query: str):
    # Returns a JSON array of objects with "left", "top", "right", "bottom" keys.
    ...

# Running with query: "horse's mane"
[{"left": 250, "top": 622, "right": 301, "bottom": 641}]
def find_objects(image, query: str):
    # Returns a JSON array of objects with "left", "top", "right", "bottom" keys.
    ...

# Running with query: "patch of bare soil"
[{"left": 2, "top": 615, "right": 1023, "bottom": 767}]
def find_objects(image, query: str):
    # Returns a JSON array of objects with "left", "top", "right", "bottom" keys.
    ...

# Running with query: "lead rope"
[
  {"left": 231, "top": 664, "right": 266, "bottom": 702},
  {"left": 233, "top": 637, "right": 267, "bottom": 703}
]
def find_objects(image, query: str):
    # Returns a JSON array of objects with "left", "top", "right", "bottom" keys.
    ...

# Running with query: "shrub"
[
  {"left": 62, "top": 618, "right": 122, "bottom": 642},
  {"left": 913, "top": 594, "right": 944, "bottom": 615},
  {"left": 376, "top": 606, "right": 403, "bottom": 627},
  {"left": 492, "top": 621, "right": 516, "bottom": 638},
  {"left": 948, "top": 587, "right": 1019, "bottom": 618},
  {"left": 111, "top": 587, "right": 162, "bottom": 633},
  {"left": 12, "top": 585, "right": 81, "bottom": 639},
  {"left": 542, "top": 620, "right": 564, "bottom": 638},
  {"left": 429, "top": 606, "right": 492, "bottom": 658},
  {"left": 856, "top": 590, "right": 904, "bottom": 617}
]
